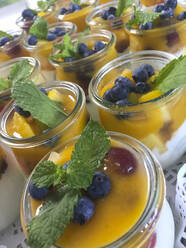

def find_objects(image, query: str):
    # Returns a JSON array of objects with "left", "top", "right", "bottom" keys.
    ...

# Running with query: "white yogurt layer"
[{"left": 0, "top": 145, "right": 25, "bottom": 232}]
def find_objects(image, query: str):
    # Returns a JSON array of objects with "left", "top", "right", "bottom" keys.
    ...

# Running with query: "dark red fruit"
[
  {"left": 106, "top": 147, "right": 137, "bottom": 175},
  {"left": 146, "top": 232, "right": 157, "bottom": 248}
]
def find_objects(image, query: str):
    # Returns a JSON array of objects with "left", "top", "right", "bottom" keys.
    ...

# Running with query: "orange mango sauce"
[
  {"left": 6, "top": 89, "right": 88, "bottom": 174},
  {"left": 30, "top": 141, "right": 149, "bottom": 248}
]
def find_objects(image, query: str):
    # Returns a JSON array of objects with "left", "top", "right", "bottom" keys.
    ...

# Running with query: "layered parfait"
[
  {"left": 0, "top": 29, "right": 29, "bottom": 63},
  {"left": 125, "top": 0, "right": 186, "bottom": 55},
  {"left": 0, "top": 57, "right": 45, "bottom": 112},
  {"left": 0, "top": 80, "right": 88, "bottom": 175},
  {"left": 56, "top": 0, "right": 98, "bottom": 32},
  {"left": 23, "top": 17, "right": 77, "bottom": 80},
  {"left": 86, "top": 0, "right": 137, "bottom": 53},
  {"left": 20, "top": 121, "right": 174, "bottom": 248},
  {"left": 89, "top": 51, "right": 186, "bottom": 168},
  {"left": 49, "top": 30, "right": 117, "bottom": 95}
]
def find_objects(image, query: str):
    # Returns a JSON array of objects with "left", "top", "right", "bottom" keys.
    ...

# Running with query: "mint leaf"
[
  {"left": 0, "top": 31, "right": 12, "bottom": 39},
  {"left": 154, "top": 55, "right": 186, "bottom": 93},
  {"left": 72, "top": 0, "right": 81, "bottom": 5},
  {"left": 31, "top": 161, "right": 66, "bottom": 188},
  {"left": 27, "top": 189, "right": 78, "bottom": 248},
  {"left": 126, "top": 8, "right": 160, "bottom": 29},
  {"left": 0, "top": 78, "right": 10, "bottom": 91},
  {"left": 66, "top": 120, "right": 110, "bottom": 190},
  {"left": 11, "top": 80, "right": 67, "bottom": 128},
  {"left": 9, "top": 59, "right": 32, "bottom": 84},
  {"left": 37, "top": 0, "right": 56, "bottom": 12},
  {"left": 116, "top": 0, "right": 135, "bottom": 17},
  {"left": 30, "top": 17, "right": 48, "bottom": 39}
]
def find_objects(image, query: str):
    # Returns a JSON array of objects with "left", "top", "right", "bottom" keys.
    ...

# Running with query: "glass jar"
[
  {"left": 0, "top": 57, "right": 46, "bottom": 113},
  {"left": 86, "top": 0, "right": 134, "bottom": 53},
  {"left": 20, "top": 132, "right": 174, "bottom": 248},
  {"left": 23, "top": 21, "right": 77, "bottom": 81},
  {"left": 125, "top": 3, "right": 186, "bottom": 56},
  {"left": 49, "top": 29, "right": 117, "bottom": 96},
  {"left": 139, "top": 0, "right": 164, "bottom": 6},
  {"left": 0, "top": 81, "right": 88, "bottom": 175},
  {"left": 0, "top": 29, "right": 30, "bottom": 63},
  {"left": 89, "top": 50, "right": 186, "bottom": 169},
  {"left": 55, "top": 0, "right": 98, "bottom": 32}
]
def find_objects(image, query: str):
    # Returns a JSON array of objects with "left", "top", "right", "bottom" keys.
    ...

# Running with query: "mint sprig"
[
  {"left": 37, "top": 0, "right": 56, "bottom": 12},
  {"left": 11, "top": 80, "right": 67, "bottom": 128},
  {"left": 0, "top": 31, "right": 12, "bottom": 39},
  {"left": 30, "top": 17, "right": 48, "bottom": 40},
  {"left": 126, "top": 8, "right": 160, "bottom": 29},
  {"left": 116, "top": 0, "right": 135, "bottom": 17},
  {"left": 0, "top": 78, "right": 10, "bottom": 91},
  {"left": 153, "top": 55, "right": 186, "bottom": 93},
  {"left": 9, "top": 59, "right": 32, "bottom": 84},
  {"left": 72, "top": 0, "right": 81, "bottom": 5},
  {"left": 27, "top": 120, "right": 111, "bottom": 248}
]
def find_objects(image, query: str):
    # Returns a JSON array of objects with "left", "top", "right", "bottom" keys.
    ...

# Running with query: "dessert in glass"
[
  {"left": 20, "top": 124, "right": 175, "bottom": 248},
  {"left": 0, "top": 29, "right": 30, "bottom": 63},
  {"left": 89, "top": 50, "right": 186, "bottom": 169},
  {"left": 0, "top": 81, "right": 88, "bottom": 175},
  {"left": 0, "top": 57, "right": 46, "bottom": 113},
  {"left": 125, "top": 0, "right": 186, "bottom": 55},
  {"left": 24, "top": 21, "right": 77, "bottom": 80},
  {"left": 56, "top": 0, "right": 98, "bottom": 32},
  {"left": 49, "top": 29, "right": 117, "bottom": 96},
  {"left": 86, "top": 0, "right": 136, "bottom": 53},
  {"left": 139, "top": 0, "right": 164, "bottom": 7}
]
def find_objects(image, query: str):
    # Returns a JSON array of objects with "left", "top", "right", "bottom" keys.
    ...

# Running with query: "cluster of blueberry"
[
  {"left": 101, "top": 6, "right": 117, "bottom": 20},
  {"left": 29, "top": 170, "right": 111, "bottom": 225},
  {"left": 60, "top": 2, "right": 81, "bottom": 15},
  {"left": 0, "top": 35, "right": 19, "bottom": 47},
  {"left": 64, "top": 41, "right": 105, "bottom": 62},
  {"left": 22, "top": 9, "right": 37, "bottom": 20},
  {"left": 103, "top": 64, "right": 154, "bottom": 106},
  {"left": 28, "top": 27, "right": 67, "bottom": 46}
]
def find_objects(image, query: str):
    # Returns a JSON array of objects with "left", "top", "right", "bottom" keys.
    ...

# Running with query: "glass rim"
[
  {"left": 88, "top": 50, "right": 182, "bottom": 113},
  {"left": 0, "top": 57, "right": 41, "bottom": 97},
  {"left": 0, "top": 81, "right": 86, "bottom": 148},
  {"left": 49, "top": 29, "right": 116, "bottom": 68},
  {"left": 21, "top": 131, "right": 165, "bottom": 248}
]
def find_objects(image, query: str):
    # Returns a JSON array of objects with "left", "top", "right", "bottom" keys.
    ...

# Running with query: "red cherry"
[{"left": 106, "top": 147, "right": 137, "bottom": 175}]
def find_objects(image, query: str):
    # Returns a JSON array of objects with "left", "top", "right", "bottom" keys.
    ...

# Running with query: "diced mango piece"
[
  {"left": 48, "top": 152, "right": 61, "bottom": 163},
  {"left": 121, "top": 69, "right": 135, "bottom": 84},
  {"left": 100, "top": 82, "right": 115, "bottom": 97},
  {"left": 139, "top": 90, "right": 162, "bottom": 103},
  {"left": 38, "top": 11, "right": 47, "bottom": 17},
  {"left": 48, "top": 89, "right": 63, "bottom": 102},
  {"left": 57, "top": 145, "right": 74, "bottom": 165}
]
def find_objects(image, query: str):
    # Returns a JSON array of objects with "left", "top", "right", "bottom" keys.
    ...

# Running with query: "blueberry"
[
  {"left": 68, "top": 3, "right": 81, "bottom": 13},
  {"left": 177, "top": 11, "right": 186, "bottom": 21},
  {"left": 139, "top": 22, "right": 152, "bottom": 30},
  {"left": 46, "top": 32, "right": 57, "bottom": 41},
  {"left": 0, "top": 37, "right": 10, "bottom": 47},
  {"left": 116, "top": 99, "right": 131, "bottom": 106},
  {"left": 164, "top": 0, "right": 177, "bottom": 9},
  {"left": 14, "top": 104, "right": 31, "bottom": 117},
  {"left": 140, "top": 64, "right": 154, "bottom": 77},
  {"left": 108, "top": 14, "right": 115, "bottom": 20},
  {"left": 28, "top": 35, "right": 38, "bottom": 45},
  {"left": 54, "top": 27, "right": 66, "bottom": 37},
  {"left": 73, "top": 196, "right": 95, "bottom": 225},
  {"left": 101, "top": 9, "right": 109, "bottom": 20},
  {"left": 133, "top": 82, "right": 150, "bottom": 94},
  {"left": 160, "top": 7, "right": 174, "bottom": 19},
  {"left": 86, "top": 172, "right": 111, "bottom": 200},
  {"left": 63, "top": 161, "right": 70, "bottom": 170},
  {"left": 60, "top": 7, "right": 68, "bottom": 15},
  {"left": 111, "top": 85, "right": 130, "bottom": 101},
  {"left": 64, "top": 57, "right": 75, "bottom": 62},
  {"left": 28, "top": 182, "right": 49, "bottom": 200},
  {"left": 83, "top": 49, "right": 95, "bottom": 58},
  {"left": 78, "top": 43, "right": 89, "bottom": 55},
  {"left": 115, "top": 77, "right": 133, "bottom": 90},
  {"left": 154, "top": 4, "right": 164, "bottom": 12},
  {"left": 132, "top": 66, "right": 149, "bottom": 83},
  {"left": 108, "top": 6, "right": 116, "bottom": 16},
  {"left": 22, "top": 9, "right": 35, "bottom": 19},
  {"left": 39, "top": 87, "right": 47, "bottom": 95},
  {"left": 103, "top": 88, "right": 115, "bottom": 102},
  {"left": 94, "top": 41, "right": 105, "bottom": 52}
]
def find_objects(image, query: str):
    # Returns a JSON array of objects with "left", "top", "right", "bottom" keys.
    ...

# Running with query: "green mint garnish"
[
  {"left": 116, "top": 0, "right": 135, "bottom": 17},
  {"left": 0, "top": 78, "right": 10, "bottom": 91},
  {"left": 30, "top": 17, "right": 48, "bottom": 39},
  {"left": 9, "top": 59, "right": 32, "bottom": 84},
  {"left": 153, "top": 55, "right": 186, "bottom": 93},
  {"left": 0, "top": 31, "right": 12, "bottom": 39},
  {"left": 72, "top": 0, "right": 81, "bottom": 5},
  {"left": 27, "top": 120, "right": 110, "bottom": 248},
  {"left": 11, "top": 80, "right": 67, "bottom": 128},
  {"left": 126, "top": 7, "right": 160, "bottom": 29},
  {"left": 37, "top": 0, "right": 56, "bottom": 12}
]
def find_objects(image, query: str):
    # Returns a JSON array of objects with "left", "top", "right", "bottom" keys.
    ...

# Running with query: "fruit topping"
[
  {"left": 72, "top": 196, "right": 95, "bottom": 225},
  {"left": 59, "top": 2, "right": 82, "bottom": 15},
  {"left": 14, "top": 104, "right": 31, "bottom": 118},
  {"left": 106, "top": 147, "right": 137, "bottom": 175},
  {"left": 46, "top": 32, "right": 57, "bottom": 41},
  {"left": 86, "top": 172, "right": 111, "bottom": 200},
  {"left": 0, "top": 37, "right": 10, "bottom": 46},
  {"left": 28, "top": 34, "right": 38, "bottom": 45},
  {"left": 177, "top": 11, "right": 186, "bottom": 21},
  {"left": 164, "top": 0, "right": 177, "bottom": 9},
  {"left": 133, "top": 82, "right": 150, "bottom": 94},
  {"left": 139, "top": 22, "right": 153, "bottom": 30},
  {"left": 28, "top": 182, "right": 49, "bottom": 200},
  {"left": 22, "top": 9, "right": 36, "bottom": 19},
  {"left": 132, "top": 66, "right": 149, "bottom": 83}
]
